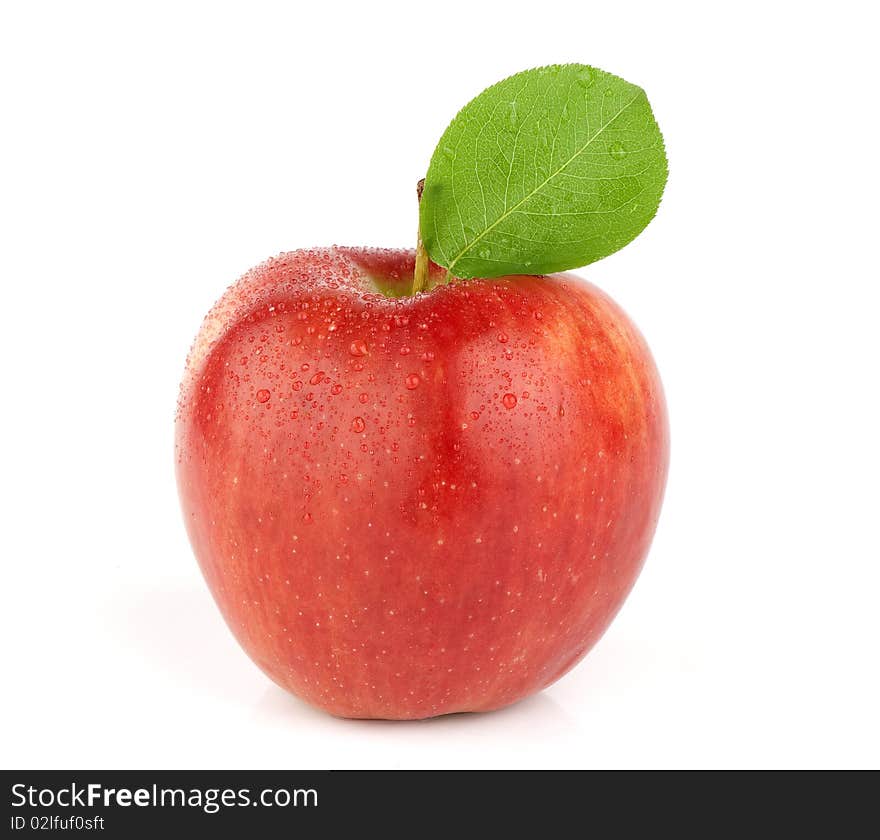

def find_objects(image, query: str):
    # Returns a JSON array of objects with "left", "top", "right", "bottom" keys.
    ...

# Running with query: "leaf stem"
[{"left": 412, "top": 178, "right": 429, "bottom": 295}]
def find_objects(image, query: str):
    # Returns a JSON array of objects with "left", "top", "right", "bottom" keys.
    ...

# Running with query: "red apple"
[{"left": 175, "top": 247, "right": 668, "bottom": 719}]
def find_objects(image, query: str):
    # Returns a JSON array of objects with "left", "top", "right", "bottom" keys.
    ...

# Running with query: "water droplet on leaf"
[{"left": 576, "top": 67, "right": 594, "bottom": 88}]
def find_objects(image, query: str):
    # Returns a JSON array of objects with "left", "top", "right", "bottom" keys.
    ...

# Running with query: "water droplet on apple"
[
  {"left": 405, "top": 374, "right": 420, "bottom": 390},
  {"left": 309, "top": 371, "right": 324, "bottom": 385},
  {"left": 358, "top": 393, "right": 368, "bottom": 404},
  {"left": 302, "top": 512, "right": 313, "bottom": 524},
  {"left": 502, "top": 393, "right": 518, "bottom": 409},
  {"left": 349, "top": 340, "right": 368, "bottom": 356},
  {"left": 331, "top": 384, "right": 342, "bottom": 395},
  {"left": 351, "top": 416, "right": 366, "bottom": 433},
  {"left": 256, "top": 389, "right": 270, "bottom": 403},
  {"left": 498, "top": 333, "right": 508, "bottom": 344},
  {"left": 399, "top": 346, "right": 411, "bottom": 356}
]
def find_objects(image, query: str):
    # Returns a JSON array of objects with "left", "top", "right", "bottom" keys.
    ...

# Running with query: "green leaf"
[{"left": 420, "top": 64, "right": 667, "bottom": 279}]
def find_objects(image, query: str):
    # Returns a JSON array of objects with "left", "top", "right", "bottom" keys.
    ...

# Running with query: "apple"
[{"left": 175, "top": 247, "right": 668, "bottom": 719}]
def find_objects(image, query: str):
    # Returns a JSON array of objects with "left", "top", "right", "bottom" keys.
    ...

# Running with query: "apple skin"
[{"left": 175, "top": 247, "right": 668, "bottom": 719}]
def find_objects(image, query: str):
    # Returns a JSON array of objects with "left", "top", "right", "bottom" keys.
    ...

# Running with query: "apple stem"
[{"left": 412, "top": 178, "right": 430, "bottom": 295}]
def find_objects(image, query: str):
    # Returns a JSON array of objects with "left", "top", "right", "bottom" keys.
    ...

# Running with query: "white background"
[{"left": 2, "top": 1, "right": 878, "bottom": 769}]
